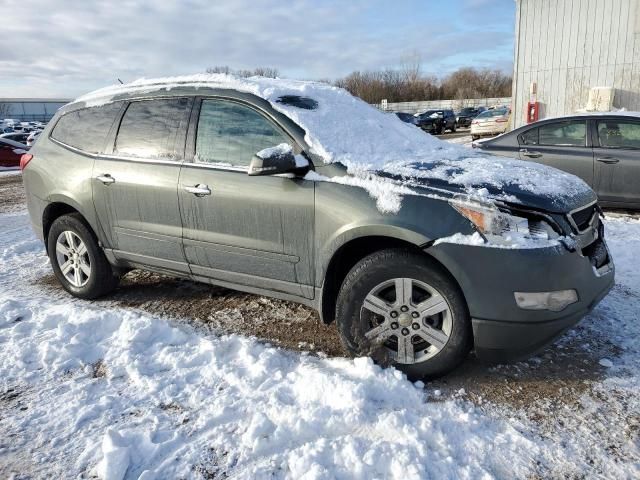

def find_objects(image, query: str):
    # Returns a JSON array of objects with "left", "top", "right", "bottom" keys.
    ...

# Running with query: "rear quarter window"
[{"left": 51, "top": 102, "right": 123, "bottom": 154}]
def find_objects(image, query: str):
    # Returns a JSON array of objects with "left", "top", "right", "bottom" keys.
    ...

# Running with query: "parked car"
[
  {"left": 0, "top": 137, "right": 28, "bottom": 168},
  {"left": 470, "top": 108, "right": 511, "bottom": 140},
  {"left": 2, "top": 118, "right": 21, "bottom": 128},
  {"left": 415, "top": 109, "right": 456, "bottom": 134},
  {"left": 0, "top": 132, "right": 31, "bottom": 144},
  {"left": 455, "top": 107, "right": 486, "bottom": 128},
  {"left": 394, "top": 112, "right": 417, "bottom": 125},
  {"left": 474, "top": 113, "right": 640, "bottom": 209},
  {"left": 26, "top": 130, "right": 42, "bottom": 147},
  {"left": 22, "top": 77, "right": 613, "bottom": 378}
]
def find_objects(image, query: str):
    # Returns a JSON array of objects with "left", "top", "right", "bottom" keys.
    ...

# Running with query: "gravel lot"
[{"left": 1, "top": 169, "right": 638, "bottom": 477}]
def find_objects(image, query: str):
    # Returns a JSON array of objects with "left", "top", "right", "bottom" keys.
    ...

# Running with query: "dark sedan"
[
  {"left": 474, "top": 113, "right": 640, "bottom": 209},
  {"left": 415, "top": 109, "right": 456, "bottom": 134},
  {"left": 456, "top": 106, "right": 486, "bottom": 128}
]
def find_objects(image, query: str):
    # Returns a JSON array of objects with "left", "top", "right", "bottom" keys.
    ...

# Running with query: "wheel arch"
[
  {"left": 42, "top": 197, "right": 102, "bottom": 255},
  {"left": 318, "top": 233, "right": 467, "bottom": 325}
]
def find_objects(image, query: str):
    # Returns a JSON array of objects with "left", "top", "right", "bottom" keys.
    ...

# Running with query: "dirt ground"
[{"left": 2, "top": 171, "right": 639, "bottom": 459}]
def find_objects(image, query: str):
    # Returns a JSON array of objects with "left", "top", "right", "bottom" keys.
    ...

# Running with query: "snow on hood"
[{"left": 74, "top": 74, "right": 594, "bottom": 212}]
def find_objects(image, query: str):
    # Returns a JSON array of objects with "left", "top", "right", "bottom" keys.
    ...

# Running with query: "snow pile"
[
  {"left": 4, "top": 210, "right": 640, "bottom": 478},
  {"left": 73, "top": 74, "right": 593, "bottom": 211}
]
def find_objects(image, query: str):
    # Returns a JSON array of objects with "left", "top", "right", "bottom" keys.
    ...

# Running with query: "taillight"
[
  {"left": 20, "top": 154, "right": 33, "bottom": 170},
  {"left": 495, "top": 118, "right": 508, "bottom": 123}
]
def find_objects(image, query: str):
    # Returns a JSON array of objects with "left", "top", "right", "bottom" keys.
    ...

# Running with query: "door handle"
[
  {"left": 596, "top": 157, "right": 620, "bottom": 164},
  {"left": 184, "top": 184, "right": 211, "bottom": 196},
  {"left": 96, "top": 174, "right": 115, "bottom": 184},
  {"left": 519, "top": 149, "right": 543, "bottom": 158}
]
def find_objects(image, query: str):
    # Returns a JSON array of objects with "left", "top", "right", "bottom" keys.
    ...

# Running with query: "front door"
[
  {"left": 93, "top": 97, "right": 193, "bottom": 273},
  {"left": 178, "top": 98, "right": 314, "bottom": 297},
  {"left": 592, "top": 118, "right": 640, "bottom": 206},
  {"left": 518, "top": 120, "right": 594, "bottom": 186}
]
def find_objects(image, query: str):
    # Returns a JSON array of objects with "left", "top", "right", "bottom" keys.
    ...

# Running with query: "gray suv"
[{"left": 22, "top": 78, "right": 614, "bottom": 378}]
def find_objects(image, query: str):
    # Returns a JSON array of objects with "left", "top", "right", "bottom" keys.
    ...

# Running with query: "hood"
[{"left": 376, "top": 156, "right": 597, "bottom": 213}]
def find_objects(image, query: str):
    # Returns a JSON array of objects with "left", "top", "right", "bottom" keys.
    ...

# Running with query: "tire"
[
  {"left": 451, "top": 123, "right": 457, "bottom": 133},
  {"left": 471, "top": 135, "right": 479, "bottom": 141},
  {"left": 336, "top": 249, "right": 472, "bottom": 380},
  {"left": 47, "top": 213, "right": 119, "bottom": 299}
]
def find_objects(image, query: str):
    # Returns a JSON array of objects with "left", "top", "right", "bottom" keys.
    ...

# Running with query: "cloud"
[{"left": 0, "top": 0, "right": 514, "bottom": 97}]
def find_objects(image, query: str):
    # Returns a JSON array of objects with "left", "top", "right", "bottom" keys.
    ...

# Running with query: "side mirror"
[{"left": 248, "top": 144, "right": 308, "bottom": 176}]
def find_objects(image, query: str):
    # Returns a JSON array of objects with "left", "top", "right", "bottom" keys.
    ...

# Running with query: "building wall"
[
  {"left": 512, "top": 0, "right": 640, "bottom": 128},
  {"left": 0, "top": 99, "right": 71, "bottom": 122}
]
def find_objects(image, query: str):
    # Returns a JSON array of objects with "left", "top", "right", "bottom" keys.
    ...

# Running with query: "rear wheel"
[
  {"left": 47, "top": 214, "right": 119, "bottom": 299},
  {"left": 336, "top": 249, "right": 472, "bottom": 379}
]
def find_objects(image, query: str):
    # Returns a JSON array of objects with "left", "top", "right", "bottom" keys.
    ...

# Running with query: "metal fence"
[{"left": 374, "top": 97, "right": 512, "bottom": 114}]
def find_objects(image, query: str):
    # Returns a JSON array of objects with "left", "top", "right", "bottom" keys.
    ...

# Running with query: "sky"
[{"left": 1, "top": 0, "right": 515, "bottom": 98}]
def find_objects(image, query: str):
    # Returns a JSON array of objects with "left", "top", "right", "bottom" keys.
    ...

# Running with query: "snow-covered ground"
[{"left": 1, "top": 186, "right": 639, "bottom": 478}]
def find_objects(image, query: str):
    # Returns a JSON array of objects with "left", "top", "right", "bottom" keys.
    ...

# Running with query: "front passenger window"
[
  {"left": 195, "top": 99, "right": 291, "bottom": 167},
  {"left": 519, "top": 128, "right": 539, "bottom": 145}
]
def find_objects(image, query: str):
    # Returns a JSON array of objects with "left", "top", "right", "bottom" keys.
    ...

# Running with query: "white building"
[
  {"left": 512, "top": 0, "right": 640, "bottom": 128},
  {"left": 0, "top": 98, "right": 70, "bottom": 123}
]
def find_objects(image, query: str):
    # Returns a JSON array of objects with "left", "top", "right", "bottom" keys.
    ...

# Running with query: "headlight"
[{"left": 451, "top": 200, "right": 559, "bottom": 246}]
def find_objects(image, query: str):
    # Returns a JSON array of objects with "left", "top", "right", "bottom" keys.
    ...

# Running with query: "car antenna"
[{"left": 117, "top": 78, "right": 124, "bottom": 84}]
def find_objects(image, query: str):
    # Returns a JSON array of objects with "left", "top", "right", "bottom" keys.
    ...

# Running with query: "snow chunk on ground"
[{"left": 1, "top": 211, "right": 640, "bottom": 478}]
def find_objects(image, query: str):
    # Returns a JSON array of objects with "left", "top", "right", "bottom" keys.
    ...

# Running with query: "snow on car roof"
[{"left": 74, "top": 74, "right": 593, "bottom": 213}]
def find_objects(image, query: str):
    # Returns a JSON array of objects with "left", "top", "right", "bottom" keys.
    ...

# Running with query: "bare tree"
[
  {"left": 335, "top": 66, "right": 511, "bottom": 104},
  {"left": 206, "top": 66, "right": 279, "bottom": 78}
]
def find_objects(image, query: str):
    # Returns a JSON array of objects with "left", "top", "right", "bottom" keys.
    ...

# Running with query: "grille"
[
  {"left": 583, "top": 237, "right": 608, "bottom": 269},
  {"left": 570, "top": 204, "right": 597, "bottom": 232}
]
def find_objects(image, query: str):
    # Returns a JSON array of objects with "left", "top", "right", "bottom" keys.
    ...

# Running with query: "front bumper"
[{"left": 428, "top": 229, "right": 615, "bottom": 363}]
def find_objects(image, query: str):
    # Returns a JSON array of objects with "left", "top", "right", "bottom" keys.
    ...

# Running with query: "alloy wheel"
[
  {"left": 55, "top": 230, "right": 91, "bottom": 287},
  {"left": 360, "top": 278, "right": 452, "bottom": 364}
]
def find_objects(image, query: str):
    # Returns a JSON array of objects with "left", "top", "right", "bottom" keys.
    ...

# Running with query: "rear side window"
[
  {"left": 597, "top": 120, "right": 640, "bottom": 149},
  {"left": 538, "top": 121, "right": 586, "bottom": 147},
  {"left": 51, "top": 102, "right": 123, "bottom": 154},
  {"left": 195, "top": 99, "right": 290, "bottom": 167},
  {"left": 115, "top": 98, "right": 191, "bottom": 160}
]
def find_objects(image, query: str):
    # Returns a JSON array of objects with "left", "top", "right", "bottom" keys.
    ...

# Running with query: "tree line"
[{"left": 206, "top": 65, "right": 512, "bottom": 104}]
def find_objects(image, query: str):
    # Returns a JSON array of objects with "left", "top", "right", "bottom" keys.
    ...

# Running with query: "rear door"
[
  {"left": 178, "top": 97, "right": 315, "bottom": 298},
  {"left": 92, "top": 97, "right": 193, "bottom": 274},
  {"left": 517, "top": 119, "right": 594, "bottom": 186},
  {"left": 593, "top": 118, "right": 640, "bottom": 206}
]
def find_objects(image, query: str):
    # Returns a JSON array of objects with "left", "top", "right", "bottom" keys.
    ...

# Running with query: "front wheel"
[
  {"left": 47, "top": 213, "right": 119, "bottom": 299},
  {"left": 336, "top": 249, "right": 472, "bottom": 379}
]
